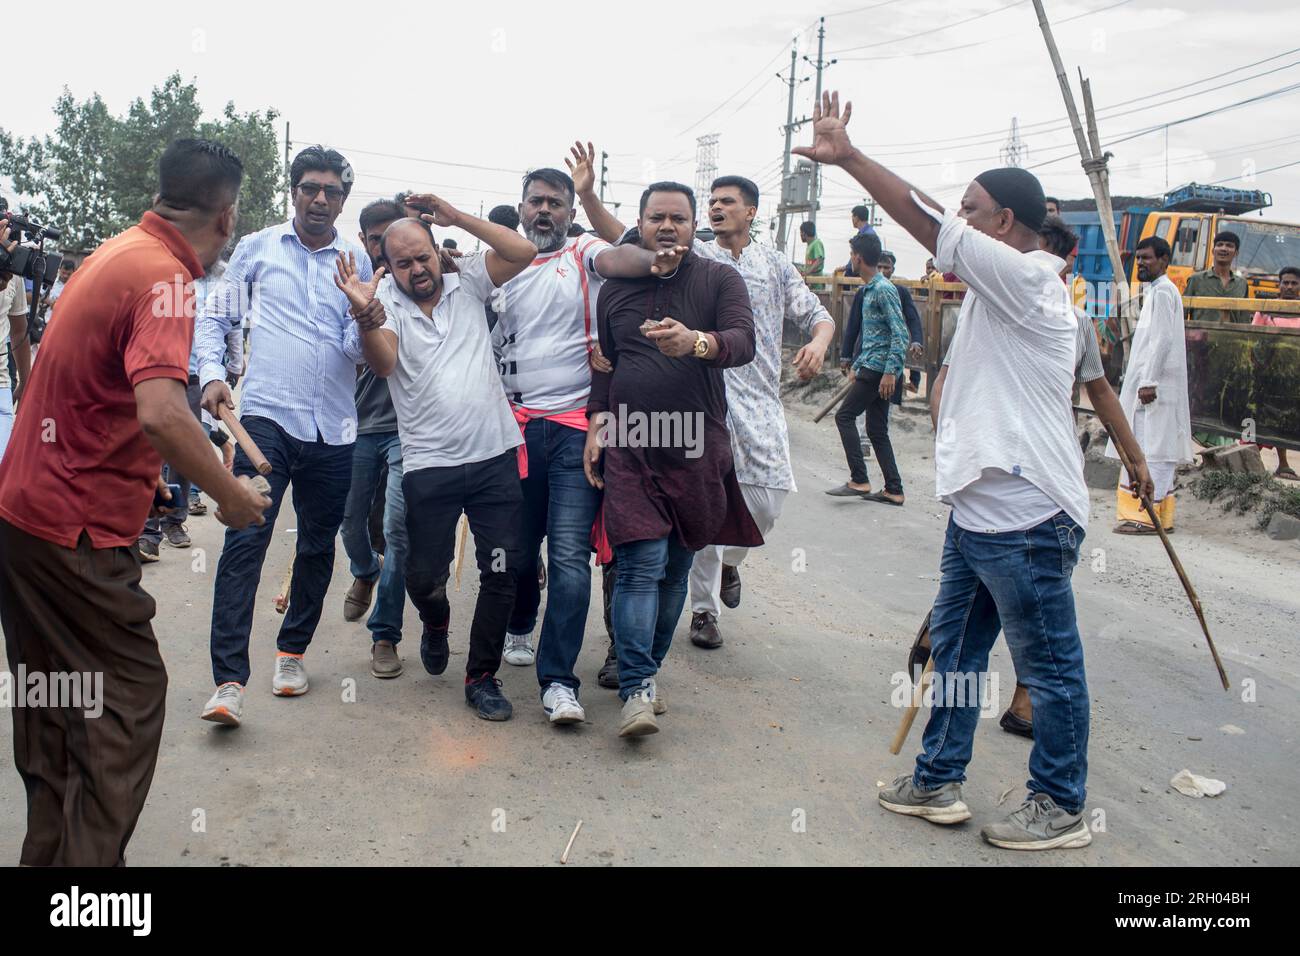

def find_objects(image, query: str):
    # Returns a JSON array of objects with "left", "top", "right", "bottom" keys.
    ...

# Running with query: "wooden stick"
[
  {"left": 454, "top": 514, "right": 469, "bottom": 591},
  {"left": 890, "top": 656, "right": 934, "bottom": 755},
  {"left": 217, "top": 404, "right": 272, "bottom": 476},
  {"left": 560, "top": 819, "right": 583, "bottom": 865},
  {"left": 1104, "top": 423, "right": 1230, "bottom": 691},
  {"left": 813, "top": 378, "right": 855, "bottom": 424}
]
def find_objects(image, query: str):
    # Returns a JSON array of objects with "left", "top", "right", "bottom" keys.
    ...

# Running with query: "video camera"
[{"left": 1, "top": 211, "right": 64, "bottom": 344}]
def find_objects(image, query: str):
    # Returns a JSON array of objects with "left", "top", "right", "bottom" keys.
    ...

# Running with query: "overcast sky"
[{"left": 4, "top": 0, "right": 1299, "bottom": 275}]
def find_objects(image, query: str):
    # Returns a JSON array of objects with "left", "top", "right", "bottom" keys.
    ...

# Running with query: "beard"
[{"left": 524, "top": 215, "right": 570, "bottom": 254}]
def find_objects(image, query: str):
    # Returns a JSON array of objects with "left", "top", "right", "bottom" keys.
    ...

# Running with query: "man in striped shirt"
[{"left": 196, "top": 146, "right": 377, "bottom": 728}]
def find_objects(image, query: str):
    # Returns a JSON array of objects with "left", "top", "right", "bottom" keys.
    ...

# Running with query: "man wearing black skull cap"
[{"left": 796, "top": 92, "right": 1092, "bottom": 852}]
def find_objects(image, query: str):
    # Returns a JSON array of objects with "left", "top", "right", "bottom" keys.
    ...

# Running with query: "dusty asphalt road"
[{"left": 2, "top": 395, "right": 1296, "bottom": 867}]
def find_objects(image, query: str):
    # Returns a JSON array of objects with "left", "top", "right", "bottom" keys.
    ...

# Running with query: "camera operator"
[
  {"left": 0, "top": 139, "right": 271, "bottom": 867},
  {"left": 0, "top": 216, "right": 33, "bottom": 459}
]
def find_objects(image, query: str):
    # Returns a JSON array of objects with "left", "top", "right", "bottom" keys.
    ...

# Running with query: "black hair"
[
  {"left": 157, "top": 138, "right": 244, "bottom": 213},
  {"left": 488, "top": 204, "right": 521, "bottom": 230},
  {"left": 1038, "top": 214, "right": 1079, "bottom": 260},
  {"left": 522, "top": 167, "right": 575, "bottom": 205},
  {"left": 711, "top": 175, "right": 759, "bottom": 207},
  {"left": 849, "top": 231, "right": 882, "bottom": 263},
  {"left": 442, "top": 238, "right": 458, "bottom": 250},
  {"left": 1280, "top": 265, "right": 1300, "bottom": 281},
  {"left": 878, "top": 250, "right": 897, "bottom": 266},
  {"left": 1213, "top": 230, "right": 1240, "bottom": 250},
  {"left": 290, "top": 145, "right": 354, "bottom": 198},
  {"left": 359, "top": 199, "right": 404, "bottom": 235},
  {"left": 800, "top": 221, "right": 815, "bottom": 238},
  {"left": 639, "top": 181, "right": 696, "bottom": 218},
  {"left": 851, "top": 204, "right": 870, "bottom": 222},
  {"left": 1045, "top": 196, "right": 1060, "bottom": 207},
  {"left": 1135, "top": 235, "right": 1172, "bottom": 260},
  {"left": 567, "top": 222, "right": 586, "bottom": 237}
]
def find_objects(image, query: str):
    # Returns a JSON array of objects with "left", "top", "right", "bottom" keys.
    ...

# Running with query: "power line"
[
  {"left": 828, "top": 0, "right": 1027, "bottom": 55},
  {"left": 838, "top": 0, "right": 1132, "bottom": 61},
  {"left": 1208, "top": 158, "right": 1300, "bottom": 185}
]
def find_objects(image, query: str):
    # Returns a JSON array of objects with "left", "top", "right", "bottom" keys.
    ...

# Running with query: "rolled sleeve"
[{"left": 782, "top": 257, "right": 834, "bottom": 337}]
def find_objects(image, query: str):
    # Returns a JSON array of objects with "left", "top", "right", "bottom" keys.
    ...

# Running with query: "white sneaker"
[
  {"left": 619, "top": 679, "right": 659, "bottom": 737},
  {"left": 201, "top": 682, "right": 245, "bottom": 726},
  {"left": 542, "top": 683, "right": 586, "bottom": 724},
  {"left": 503, "top": 631, "right": 535, "bottom": 666},
  {"left": 272, "top": 653, "right": 309, "bottom": 696}
]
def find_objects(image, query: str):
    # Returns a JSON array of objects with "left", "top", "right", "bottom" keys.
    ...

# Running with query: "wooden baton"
[
  {"left": 218, "top": 404, "right": 272, "bottom": 476},
  {"left": 1104, "top": 422, "right": 1229, "bottom": 691},
  {"left": 813, "top": 378, "right": 855, "bottom": 424}
]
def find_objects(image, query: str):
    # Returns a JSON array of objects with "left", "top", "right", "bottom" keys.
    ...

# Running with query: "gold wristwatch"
[{"left": 693, "top": 331, "right": 709, "bottom": 358}]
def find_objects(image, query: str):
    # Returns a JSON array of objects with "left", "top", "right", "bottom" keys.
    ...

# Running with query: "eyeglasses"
[{"left": 297, "top": 182, "right": 346, "bottom": 202}]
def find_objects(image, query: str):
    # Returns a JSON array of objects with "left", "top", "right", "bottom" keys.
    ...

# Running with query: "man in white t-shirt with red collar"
[
  {"left": 491, "top": 161, "right": 686, "bottom": 726},
  {"left": 796, "top": 92, "right": 1093, "bottom": 852}
]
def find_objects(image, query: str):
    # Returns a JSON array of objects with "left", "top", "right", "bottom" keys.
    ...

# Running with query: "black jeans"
[
  {"left": 209, "top": 416, "right": 354, "bottom": 685},
  {"left": 402, "top": 450, "right": 523, "bottom": 678},
  {"left": 834, "top": 368, "right": 903, "bottom": 494}
]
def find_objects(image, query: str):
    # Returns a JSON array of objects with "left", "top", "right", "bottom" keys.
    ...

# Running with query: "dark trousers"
[
  {"left": 834, "top": 369, "right": 903, "bottom": 495},
  {"left": 209, "top": 416, "right": 354, "bottom": 686},
  {"left": 0, "top": 520, "right": 167, "bottom": 866},
  {"left": 142, "top": 374, "right": 203, "bottom": 540},
  {"left": 402, "top": 450, "right": 523, "bottom": 678}
]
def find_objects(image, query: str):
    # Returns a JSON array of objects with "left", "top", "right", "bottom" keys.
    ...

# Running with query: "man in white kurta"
[
  {"left": 685, "top": 176, "right": 836, "bottom": 650},
  {"left": 1106, "top": 236, "right": 1192, "bottom": 533}
]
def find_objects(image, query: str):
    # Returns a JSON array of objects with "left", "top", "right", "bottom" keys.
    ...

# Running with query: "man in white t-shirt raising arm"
[
  {"left": 796, "top": 92, "right": 1093, "bottom": 851},
  {"left": 494, "top": 160, "right": 686, "bottom": 726},
  {"left": 335, "top": 198, "right": 536, "bottom": 722}
]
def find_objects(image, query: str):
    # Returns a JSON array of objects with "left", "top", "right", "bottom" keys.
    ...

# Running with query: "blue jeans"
[
  {"left": 209, "top": 416, "right": 354, "bottom": 686},
  {"left": 507, "top": 419, "right": 601, "bottom": 693},
  {"left": 915, "top": 512, "right": 1090, "bottom": 813},
  {"left": 339, "top": 431, "right": 406, "bottom": 644},
  {"left": 611, "top": 536, "right": 695, "bottom": 701}
]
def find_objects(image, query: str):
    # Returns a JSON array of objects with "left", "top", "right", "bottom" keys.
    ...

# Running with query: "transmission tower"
[
  {"left": 1000, "top": 116, "right": 1027, "bottom": 167},
  {"left": 695, "top": 134, "right": 720, "bottom": 218}
]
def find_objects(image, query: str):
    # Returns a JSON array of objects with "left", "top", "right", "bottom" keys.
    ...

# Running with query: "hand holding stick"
[{"left": 217, "top": 405, "right": 272, "bottom": 476}]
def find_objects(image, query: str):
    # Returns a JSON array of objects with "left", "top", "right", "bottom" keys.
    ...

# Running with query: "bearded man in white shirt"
[
  {"left": 796, "top": 92, "right": 1093, "bottom": 852},
  {"left": 1107, "top": 235, "right": 1191, "bottom": 534}
]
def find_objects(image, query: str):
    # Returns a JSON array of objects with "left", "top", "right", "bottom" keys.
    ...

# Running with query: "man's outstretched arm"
[{"left": 793, "top": 91, "right": 942, "bottom": 255}]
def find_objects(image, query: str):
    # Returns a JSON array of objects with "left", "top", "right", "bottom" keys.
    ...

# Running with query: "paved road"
[{"left": 3, "top": 398, "right": 1296, "bottom": 866}]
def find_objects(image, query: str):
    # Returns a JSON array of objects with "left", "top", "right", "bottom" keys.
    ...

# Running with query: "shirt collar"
[
  {"left": 380, "top": 271, "right": 462, "bottom": 316},
  {"left": 278, "top": 217, "right": 344, "bottom": 253},
  {"left": 138, "top": 211, "right": 205, "bottom": 279}
]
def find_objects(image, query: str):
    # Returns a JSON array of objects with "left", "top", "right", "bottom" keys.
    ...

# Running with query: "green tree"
[{"left": 0, "top": 73, "right": 283, "bottom": 250}]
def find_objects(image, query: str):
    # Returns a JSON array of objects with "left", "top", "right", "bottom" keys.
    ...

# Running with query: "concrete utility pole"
[
  {"left": 599, "top": 151, "right": 609, "bottom": 203},
  {"left": 806, "top": 17, "right": 832, "bottom": 228},
  {"left": 695, "top": 134, "right": 720, "bottom": 218},
  {"left": 775, "top": 40, "right": 800, "bottom": 251},
  {"left": 1031, "top": 0, "right": 1135, "bottom": 346}
]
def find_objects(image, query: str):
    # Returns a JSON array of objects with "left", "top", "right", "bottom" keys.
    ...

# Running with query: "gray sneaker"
[
  {"left": 981, "top": 792, "right": 1092, "bottom": 850},
  {"left": 878, "top": 773, "right": 972, "bottom": 824},
  {"left": 619, "top": 680, "right": 660, "bottom": 737}
]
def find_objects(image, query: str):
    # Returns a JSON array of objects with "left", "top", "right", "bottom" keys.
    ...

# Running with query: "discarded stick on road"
[{"left": 890, "top": 608, "right": 935, "bottom": 755}]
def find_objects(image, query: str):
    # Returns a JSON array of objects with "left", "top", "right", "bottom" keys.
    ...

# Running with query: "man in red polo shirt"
[{"left": 0, "top": 139, "right": 270, "bottom": 866}]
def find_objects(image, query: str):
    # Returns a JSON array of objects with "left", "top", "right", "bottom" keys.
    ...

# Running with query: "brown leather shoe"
[
  {"left": 344, "top": 555, "right": 383, "bottom": 622},
  {"left": 720, "top": 565, "right": 741, "bottom": 609},
  {"left": 689, "top": 611, "right": 723, "bottom": 649},
  {"left": 370, "top": 639, "right": 402, "bottom": 679}
]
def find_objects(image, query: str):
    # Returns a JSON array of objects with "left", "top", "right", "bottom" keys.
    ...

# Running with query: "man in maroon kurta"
[{"left": 583, "top": 181, "right": 759, "bottom": 737}]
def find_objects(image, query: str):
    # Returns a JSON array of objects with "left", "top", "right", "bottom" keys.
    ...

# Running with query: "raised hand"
[
  {"left": 334, "top": 251, "right": 385, "bottom": 312},
  {"left": 565, "top": 141, "right": 598, "bottom": 196},
  {"left": 650, "top": 244, "right": 690, "bottom": 276},
  {"left": 405, "top": 193, "right": 461, "bottom": 228},
  {"left": 792, "top": 90, "right": 856, "bottom": 168}
]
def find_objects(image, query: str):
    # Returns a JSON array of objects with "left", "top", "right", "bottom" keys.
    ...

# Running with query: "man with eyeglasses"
[{"left": 196, "top": 145, "right": 379, "bottom": 728}]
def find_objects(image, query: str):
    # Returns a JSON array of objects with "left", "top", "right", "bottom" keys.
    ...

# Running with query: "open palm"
[
  {"left": 333, "top": 251, "right": 384, "bottom": 310},
  {"left": 792, "top": 91, "right": 856, "bottom": 167}
]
